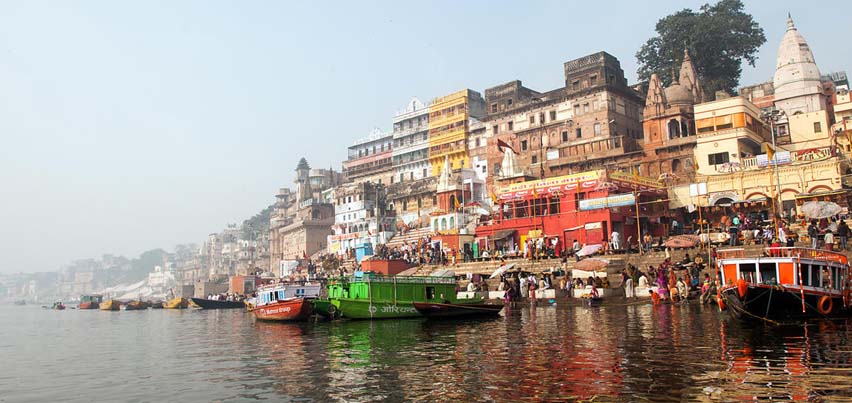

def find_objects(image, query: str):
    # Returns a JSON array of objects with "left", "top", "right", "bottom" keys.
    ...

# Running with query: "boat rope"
[
  {"left": 726, "top": 296, "right": 781, "bottom": 326},
  {"left": 764, "top": 285, "right": 773, "bottom": 318}
]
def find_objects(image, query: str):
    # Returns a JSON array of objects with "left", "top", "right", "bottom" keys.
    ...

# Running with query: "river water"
[{"left": 2, "top": 302, "right": 852, "bottom": 402}]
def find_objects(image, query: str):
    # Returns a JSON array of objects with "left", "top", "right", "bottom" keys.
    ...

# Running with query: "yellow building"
[{"left": 428, "top": 89, "right": 485, "bottom": 176}]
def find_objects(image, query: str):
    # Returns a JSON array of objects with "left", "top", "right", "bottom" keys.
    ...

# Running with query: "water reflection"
[{"left": 5, "top": 304, "right": 852, "bottom": 402}]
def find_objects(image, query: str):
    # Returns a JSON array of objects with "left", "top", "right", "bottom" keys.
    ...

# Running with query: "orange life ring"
[
  {"left": 737, "top": 278, "right": 748, "bottom": 299},
  {"left": 717, "top": 295, "right": 726, "bottom": 311},
  {"left": 817, "top": 295, "right": 833, "bottom": 315}
]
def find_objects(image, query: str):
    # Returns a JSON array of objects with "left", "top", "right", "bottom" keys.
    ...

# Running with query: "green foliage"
[
  {"left": 242, "top": 204, "right": 273, "bottom": 239},
  {"left": 636, "top": 0, "right": 766, "bottom": 96}
]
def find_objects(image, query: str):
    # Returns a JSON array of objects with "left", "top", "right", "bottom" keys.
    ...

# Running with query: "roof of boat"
[{"left": 716, "top": 247, "right": 848, "bottom": 266}]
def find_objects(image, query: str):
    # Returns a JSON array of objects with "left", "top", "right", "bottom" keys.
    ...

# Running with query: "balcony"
[{"left": 550, "top": 135, "right": 639, "bottom": 166}]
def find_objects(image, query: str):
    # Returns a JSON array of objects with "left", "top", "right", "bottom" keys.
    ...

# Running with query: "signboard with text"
[{"left": 579, "top": 193, "right": 636, "bottom": 211}]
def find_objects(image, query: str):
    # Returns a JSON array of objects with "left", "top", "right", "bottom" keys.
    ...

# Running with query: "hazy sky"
[{"left": 1, "top": 1, "right": 849, "bottom": 273}]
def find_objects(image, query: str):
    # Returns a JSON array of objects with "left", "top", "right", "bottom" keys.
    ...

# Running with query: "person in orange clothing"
[{"left": 650, "top": 290, "right": 661, "bottom": 305}]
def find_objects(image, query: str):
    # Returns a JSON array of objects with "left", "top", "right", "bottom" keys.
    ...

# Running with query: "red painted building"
[{"left": 475, "top": 170, "right": 668, "bottom": 253}]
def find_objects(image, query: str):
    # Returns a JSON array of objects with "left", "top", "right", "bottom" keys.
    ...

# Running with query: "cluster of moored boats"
[
  {"left": 247, "top": 272, "right": 503, "bottom": 322},
  {"left": 49, "top": 295, "right": 193, "bottom": 311}
]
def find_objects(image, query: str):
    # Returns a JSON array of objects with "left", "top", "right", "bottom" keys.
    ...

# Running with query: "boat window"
[
  {"left": 739, "top": 263, "right": 757, "bottom": 283},
  {"left": 832, "top": 267, "right": 842, "bottom": 290},
  {"left": 426, "top": 286, "right": 435, "bottom": 300},
  {"left": 821, "top": 267, "right": 831, "bottom": 288},
  {"left": 759, "top": 263, "right": 777, "bottom": 285},
  {"left": 810, "top": 265, "right": 821, "bottom": 287}
]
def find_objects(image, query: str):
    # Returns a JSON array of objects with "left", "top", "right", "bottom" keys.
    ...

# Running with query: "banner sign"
[
  {"left": 608, "top": 171, "right": 664, "bottom": 189},
  {"left": 498, "top": 171, "right": 600, "bottom": 198},
  {"left": 579, "top": 193, "right": 636, "bottom": 211}
]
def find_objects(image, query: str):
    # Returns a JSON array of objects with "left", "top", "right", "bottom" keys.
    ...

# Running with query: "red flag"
[{"left": 497, "top": 138, "right": 516, "bottom": 154}]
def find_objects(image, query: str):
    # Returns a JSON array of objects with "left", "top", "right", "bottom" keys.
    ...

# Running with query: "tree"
[{"left": 636, "top": 0, "right": 766, "bottom": 98}]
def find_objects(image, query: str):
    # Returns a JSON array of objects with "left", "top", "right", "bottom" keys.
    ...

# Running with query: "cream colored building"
[{"left": 688, "top": 16, "right": 850, "bottom": 213}]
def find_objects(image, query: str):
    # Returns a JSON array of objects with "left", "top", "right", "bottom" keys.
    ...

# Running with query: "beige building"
[{"left": 692, "top": 16, "right": 851, "bottom": 213}]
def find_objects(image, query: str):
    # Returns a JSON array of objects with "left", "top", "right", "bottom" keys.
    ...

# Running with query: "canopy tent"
[{"left": 489, "top": 262, "right": 517, "bottom": 279}]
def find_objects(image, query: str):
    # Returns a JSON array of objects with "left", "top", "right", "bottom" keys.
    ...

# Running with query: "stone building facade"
[
  {"left": 392, "top": 97, "right": 431, "bottom": 183},
  {"left": 428, "top": 89, "right": 486, "bottom": 176},
  {"left": 344, "top": 128, "right": 394, "bottom": 185}
]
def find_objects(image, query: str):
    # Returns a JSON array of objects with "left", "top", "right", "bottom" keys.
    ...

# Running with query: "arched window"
[
  {"left": 672, "top": 159, "right": 681, "bottom": 173},
  {"left": 667, "top": 119, "right": 680, "bottom": 139},
  {"left": 440, "top": 218, "right": 447, "bottom": 230},
  {"left": 433, "top": 219, "right": 439, "bottom": 229},
  {"left": 449, "top": 216, "right": 455, "bottom": 228},
  {"left": 681, "top": 120, "right": 690, "bottom": 137}
]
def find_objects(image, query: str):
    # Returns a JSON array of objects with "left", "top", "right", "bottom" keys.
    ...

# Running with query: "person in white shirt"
[
  {"left": 466, "top": 281, "right": 476, "bottom": 293},
  {"left": 611, "top": 231, "right": 621, "bottom": 251}
]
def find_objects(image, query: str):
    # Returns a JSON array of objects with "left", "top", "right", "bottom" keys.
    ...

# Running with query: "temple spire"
[{"left": 786, "top": 13, "right": 795, "bottom": 31}]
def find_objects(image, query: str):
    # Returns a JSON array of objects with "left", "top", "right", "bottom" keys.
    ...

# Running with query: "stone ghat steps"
[
  {"left": 404, "top": 244, "right": 780, "bottom": 277},
  {"left": 385, "top": 227, "right": 432, "bottom": 248}
]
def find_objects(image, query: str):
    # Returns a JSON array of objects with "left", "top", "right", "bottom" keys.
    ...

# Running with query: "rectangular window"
[
  {"left": 532, "top": 155, "right": 538, "bottom": 164},
  {"left": 589, "top": 75, "right": 597, "bottom": 86},
  {"left": 574, "top": 105, "right": 580, "bottom": 116},
  {"left": 508, "top": 121, "right": 514, "bottom": 131},
  {"left": 594, "top": 123, "right": 601, "bottom": 135},
  {"left": 494, "top": 163, "right": 500, "bottom": 174},
  {"left": 493, "top": 125, "right": 498, "bottom": 135},
  {"left": 583, "top": 103, "right": 589, "bottom": 113},
  {"left": 708, "top": 152, "right": 730, "bottom": 166},
  {"left": 572, "top": 81, "right": 580, "bottom": 91},
  {"left": 562, "top": 131, "right": 568, "bottom": 142},
  {"left": 814, "top": 122, "right": 822, "bottom": 133},
  {"left": 521, "top": 140, "right": 528, "bottom": 151},
  {"left": 475, "top": 138, "right": 480, "bottom": 147},
  {"left": 550, "top": 111, "right": 556, "bottom": 121},
  {"left": 576, "top": 128, "right": 582, "bottom": 138},
  {"left": 507, "top": 99, "right": 513, "bottom": 106},
  {"left": 491, "top": 103, "right": 498, "bottom": 113},
  {"left": 529, "top": 115, "right": 535, "bottom": 124},
  {"left": 399, "top": 173, "right": 404, "bottom": 182}
]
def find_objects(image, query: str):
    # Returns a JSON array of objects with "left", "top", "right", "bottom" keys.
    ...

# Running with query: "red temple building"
[{"left": 475, "top": 170, "right": 668, "bottom": 254}]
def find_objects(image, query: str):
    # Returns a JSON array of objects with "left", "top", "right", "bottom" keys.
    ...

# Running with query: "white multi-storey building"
[{"left": 392, "top": 97, "right": 431, "bottom": 183}]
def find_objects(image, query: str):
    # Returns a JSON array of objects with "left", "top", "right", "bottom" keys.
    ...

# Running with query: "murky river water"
[{"left": 2, "top": 302, "right": 852, "bottom": 402}]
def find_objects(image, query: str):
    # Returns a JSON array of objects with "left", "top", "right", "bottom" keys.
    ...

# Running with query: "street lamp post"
[{"left": 763, "top": 108, "right": 786, "bottom": 225}]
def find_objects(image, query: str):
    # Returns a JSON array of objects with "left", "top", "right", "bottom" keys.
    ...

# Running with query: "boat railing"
[
  {"left": 355, "top": 275, "right": 457, "bottom": 285},
  {"left": 775, "top": 247, "right": 848, "bottom": 264},
  {"left": 716, "top": 248, "right": 745, "bottom": 259},
  {"left": 716, "top": 247, "right": 848, "bottom": 265}
]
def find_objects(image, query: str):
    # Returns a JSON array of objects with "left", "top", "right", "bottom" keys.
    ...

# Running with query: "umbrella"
[
  {"left": 575, "top": 258, "right": 609, "bottom": 272},
  {"left": 489, "top": 262, "right": 517, "bottom": 279},
  {"left": 576, "top": 244, "right": 603, "bottom": 257},
  {"left": 396, "top": 267, "right": 420, "bottom": 276},
  {"left": 429, "top": 269, "right": 456, "bottom": 277},
  {"left": 664, "top": 237, "right": 696, "bottom": 248},
  {"left": 801, "top": 201, "right": 842, "bottom": 220}
]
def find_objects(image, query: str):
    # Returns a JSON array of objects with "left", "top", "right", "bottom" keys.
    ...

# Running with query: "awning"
[
  {"left": 491, "top": 229, "right": 516, "bottom": 241},
  {"left": 795, "top": 189, "right": 849, "bottom": 199}
]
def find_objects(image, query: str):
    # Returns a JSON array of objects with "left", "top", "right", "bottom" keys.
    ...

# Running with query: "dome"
[
  {"left": 773, "top": 15, "right": 821, "bottom": 96},
  {"left": 664, "top": 83, "right": 694, "bottom": 105}
]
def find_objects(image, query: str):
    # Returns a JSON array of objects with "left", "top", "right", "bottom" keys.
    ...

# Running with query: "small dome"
[{"left": 664, "top": 83, "right": 694, "bottom": 105}]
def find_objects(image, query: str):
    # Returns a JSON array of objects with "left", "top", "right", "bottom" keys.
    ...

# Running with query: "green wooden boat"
[{"left": 328, "top": 273, "right": 480, "bottom": 320}]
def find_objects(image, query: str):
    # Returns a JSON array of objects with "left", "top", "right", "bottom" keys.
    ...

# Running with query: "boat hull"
[
  {"left": 412, "top": 301, "right": 503, "bottom": 318},
  {"left": 335, "top": 299, "right": 421, "bottom": 319},
  {"left": 190, "top": 298, "right": 245, "bottom": 309},
  {"left": 252, "top": 298, "right": 312, "bottom": 321},
  {"left": 99, "top": 300, "right": 120, "bottom": 311},
  {"left": 124, "top": 301, "right": 149, "bottom": 310},
  {"left": 722, "top": 285, "right": 849, "bottom": 320},
  {"left": 311, "top": 299, "right": 339, "bottom": 319},
  {"left": 163, "top": 297, "right": 189, "bottom": 309},
  {"left": 79, "top": 302, "right": 99, "bottom": 309}
]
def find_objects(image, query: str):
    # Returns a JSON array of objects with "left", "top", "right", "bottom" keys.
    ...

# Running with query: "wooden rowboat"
[
  {"left": 99, "top": 300, "right": 120, "bottom": 311},
  {"left": 190, "top": 298, "right": 245, "bottom": 309},
  {"left": 162, "top": 297, "right": 189, "bottom": 309}
]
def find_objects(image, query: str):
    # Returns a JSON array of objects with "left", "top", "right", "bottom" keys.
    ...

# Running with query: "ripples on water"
[{"left": 2, "top": 302, "right": 852, "bottom": 402}]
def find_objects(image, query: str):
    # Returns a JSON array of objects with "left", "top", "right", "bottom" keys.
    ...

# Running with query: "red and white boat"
[
  {"left": 717, "top": 247, "right": 852, "bottom": 321},
  {"left": 250, "top": 283, "right": 320, "bottom": 322}
]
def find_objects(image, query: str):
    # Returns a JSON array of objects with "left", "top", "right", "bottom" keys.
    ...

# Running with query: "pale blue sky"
[{"left": 1, "top": 1, "right": 849, "bottom": 273}]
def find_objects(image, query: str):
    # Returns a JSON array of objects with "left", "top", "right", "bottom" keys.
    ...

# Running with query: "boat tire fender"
[
  {"left": 328, "top": 304, "right": 338, "bottom": 320},
  {"left": 818, "top": 295, "right": 833, "bottom": 315}
]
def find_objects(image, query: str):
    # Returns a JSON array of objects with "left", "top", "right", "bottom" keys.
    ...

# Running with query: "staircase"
[{"left": 385, "top": 227, "right": 433, "bottom": 249}]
